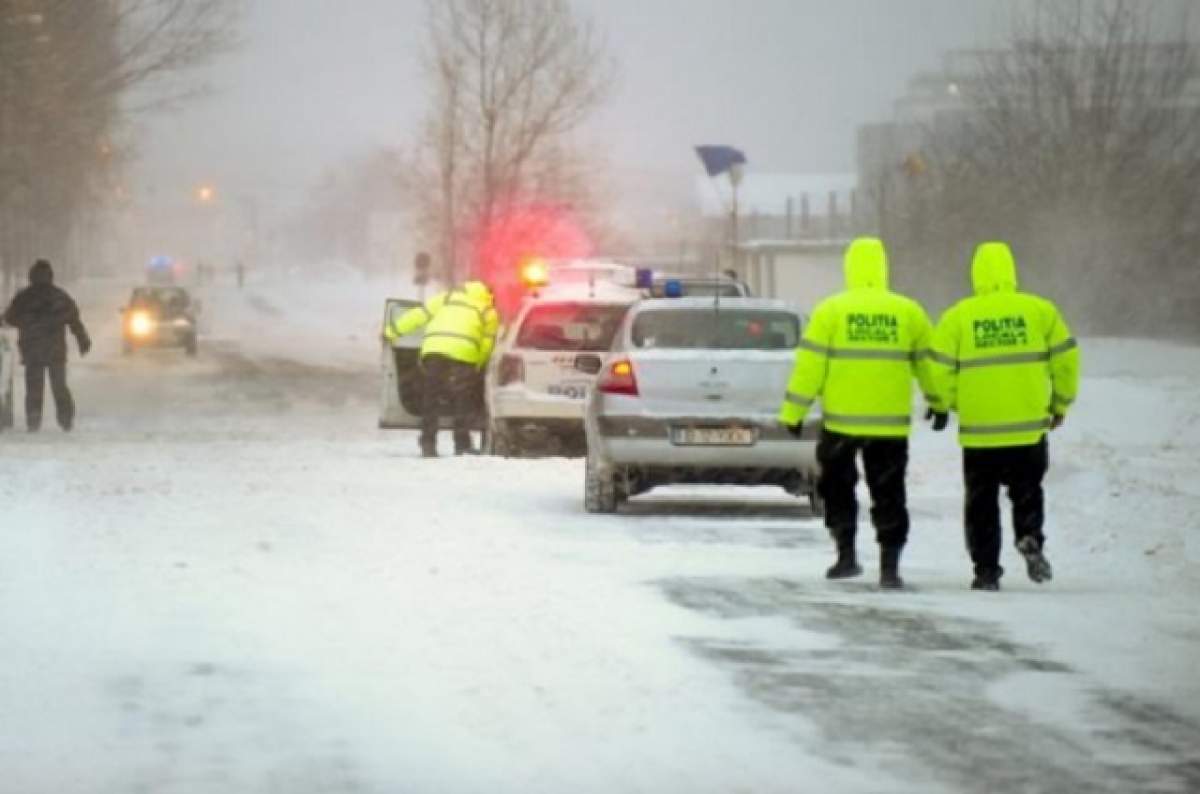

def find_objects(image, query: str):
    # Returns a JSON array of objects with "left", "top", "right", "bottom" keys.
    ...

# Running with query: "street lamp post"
[{"left": 728, "top": 162, "right": 744, "bottom": 277}]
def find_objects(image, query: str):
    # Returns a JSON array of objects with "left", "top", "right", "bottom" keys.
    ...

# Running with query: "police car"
[
  {"left": 579, "top": 296, "right": 822, "bottom": 514},
  {"left": 485, "top": 260, "right": 645, "bottom": 457}
]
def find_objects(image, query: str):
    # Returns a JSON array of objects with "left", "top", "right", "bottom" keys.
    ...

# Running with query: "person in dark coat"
[{"left": 1, "top": 259, "right": 91, "bottom": 431}]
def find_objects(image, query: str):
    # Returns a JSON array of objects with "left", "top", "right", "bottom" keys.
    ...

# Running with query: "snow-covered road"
[{"left": 2, "top": 279, "right": 1198, "bottom": 793}]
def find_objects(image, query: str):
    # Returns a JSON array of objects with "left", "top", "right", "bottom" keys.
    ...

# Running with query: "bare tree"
[
  {"left": 416, "top": 0, "right": 614, "bottom": 282},
  {"left": 899, "top": 0, "right": 1200, "bottom": 332},
  {"left": 0, "top": 0, "right": 238, "bottom": 289}
]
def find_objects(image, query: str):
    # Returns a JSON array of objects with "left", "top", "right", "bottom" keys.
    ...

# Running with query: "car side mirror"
[{"left": 574, "top": 353, "right": 603, "bottom": 375}]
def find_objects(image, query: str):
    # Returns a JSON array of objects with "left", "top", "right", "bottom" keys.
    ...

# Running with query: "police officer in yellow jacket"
[
  {"left": 779, "top": 238, "right": 945, "bottom": 588},
  {"left": 385, "top": 280, "right": 499, "bottom": 457},
  {"left": 930, "top": 242, "right": 1080, "bottom": 591}
]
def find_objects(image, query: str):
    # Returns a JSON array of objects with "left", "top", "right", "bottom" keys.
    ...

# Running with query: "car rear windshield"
[
  {"left": 631, "top": 309, "right": 799, "bottom": 350},
  {"left": 516, "top": 303, "right": 628, "bottom": 351}
]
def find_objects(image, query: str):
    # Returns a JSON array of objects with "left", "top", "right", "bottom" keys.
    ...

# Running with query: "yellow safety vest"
[
  {"left": 386, "top": 281, "right": 499, "bottom": 367},
  {"left": 930, "top": 242, "right": 1080, "bottom": 448},
  {"left": 779, "top": 238, "right": 943, "bottom": 437}
]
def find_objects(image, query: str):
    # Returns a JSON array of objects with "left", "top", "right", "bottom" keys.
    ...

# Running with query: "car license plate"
[
  {"left": 671, "top": 425, "right": 756, "bottom": 446},
  {"left": 547, "top": 382, "right": 589, "bottom": 400}
]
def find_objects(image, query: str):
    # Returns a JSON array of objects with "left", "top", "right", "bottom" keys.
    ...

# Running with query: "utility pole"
[{"left": 728, "top": 162, "right": 744, "bottom": 277}]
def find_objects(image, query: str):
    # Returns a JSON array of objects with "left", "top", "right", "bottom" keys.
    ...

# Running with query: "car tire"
[
  {"left": 585, "top": 458, "right": 622, "bottom": 514},
  {"left": 490, "top": 422, "right": 516, "bottom": 458}
]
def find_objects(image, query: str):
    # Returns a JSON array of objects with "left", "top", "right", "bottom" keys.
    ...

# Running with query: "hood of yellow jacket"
[
  {"left": 844, "top": 237, "right": 889, "bottom": 290},
  {"left": 971, "top": 242, "right": 1019, "bottom": 295}
]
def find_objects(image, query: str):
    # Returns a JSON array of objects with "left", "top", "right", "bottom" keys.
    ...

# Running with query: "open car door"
[
  {"left": 378, "top": 298, "right": 486, "bottom": 430},
  {"left": 0, "top": 328, "right": 15, "bottom": 430}
]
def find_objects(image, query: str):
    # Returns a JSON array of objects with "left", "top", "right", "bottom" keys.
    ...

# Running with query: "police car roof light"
[
  {"left": 663, "top": 279, "right": 684, "bottom": 298},
  {"left": 635, "top": 268, "right": 654, "bottom": 289}
]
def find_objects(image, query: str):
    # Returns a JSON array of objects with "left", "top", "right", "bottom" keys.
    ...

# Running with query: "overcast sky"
[{"left": 133, "top": 0, "right": 1020, "bottom": 205}]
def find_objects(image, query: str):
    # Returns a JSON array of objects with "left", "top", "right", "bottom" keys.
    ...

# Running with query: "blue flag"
[{"left": 695, "top": 145, "right": 747, "bottom": 177}]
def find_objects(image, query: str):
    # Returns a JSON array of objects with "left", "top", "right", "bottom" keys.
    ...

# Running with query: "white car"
[
  {"left": 486, "top": 284, "right": 640, "bottom": 456},
  {"left": 579, "top": 297, "right": 822, "bottom": 513}
]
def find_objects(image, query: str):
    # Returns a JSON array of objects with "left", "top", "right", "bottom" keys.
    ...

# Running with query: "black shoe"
[
  {"left": 826, "top": 552, "right": 863, "bottom": 579},
  {"left": 420, "top": 443, "right": 438, "bottom": 458},
  {"left": 879, "top": 545, "right": 904, "bottom": 590},
  {"left": 971, "top": 567, "right": 1002, "bottom": 591},
  {"left": 1016, "top": 537, "right": 1053, "bottom": 583}
]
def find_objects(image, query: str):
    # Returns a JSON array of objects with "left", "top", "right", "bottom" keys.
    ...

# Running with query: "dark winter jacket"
[{"left": 2, "top": 260, "right": 91, "bottom": 365}]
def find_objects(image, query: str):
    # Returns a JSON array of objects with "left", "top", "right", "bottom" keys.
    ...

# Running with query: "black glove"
[
  {"left": 925, "top": 407, "right": 948, "bottom": 431},
  {"left": 1050, "top": 414, "right": 1064, "bottom": 430},
  {"left": 79, "top": 338, "right": 91, "bottom": 357},
  {"left": 786, "top": 422, "right": 805, "bottom": 439}
]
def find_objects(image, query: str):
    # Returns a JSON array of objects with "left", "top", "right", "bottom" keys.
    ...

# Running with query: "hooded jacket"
[
  {"left": 2, "top": 260, "right": 90, "bottom": 365},
  {"left": 930, "top": 242, "right": 1080, "bottom": 448},
  {"left": 385, "top": 281, "right": 499, "bottom": 367},
  {"left": 778, "top": 238, "right": 942, "bottom": 438}
]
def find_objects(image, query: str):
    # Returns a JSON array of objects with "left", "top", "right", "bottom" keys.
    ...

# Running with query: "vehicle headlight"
[{"left": 129, "top": 311, "right": 155, "bottom": 337}]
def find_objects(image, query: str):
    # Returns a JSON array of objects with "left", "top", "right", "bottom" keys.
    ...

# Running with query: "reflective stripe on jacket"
[
  {"left": 778, "top": 238, "right": 943, "bottom": 438},
  {"left": 930, "top": 242, "right": 1080, "bottom": 449},
  {"left": 385, "top": 281, "right": 499, "bottom": 367}
]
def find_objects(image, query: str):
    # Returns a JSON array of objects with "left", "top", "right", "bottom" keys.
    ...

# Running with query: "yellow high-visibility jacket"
[
  {"left": 930, "top": 242, "right": 1080, "bottom": 448},
  {"left": 385, "top": 281, "right": 499, "bottom": 367},
  {"left": 778, "top": 238, "right": 943, "bottom": 438}
]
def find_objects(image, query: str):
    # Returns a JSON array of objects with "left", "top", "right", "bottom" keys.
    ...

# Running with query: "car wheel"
[
  {"left": 490, "top": 422, "right": 517, "bottom": 458},
  {"left": 585, "top": 458, "right": 622, "bottom": 514}
]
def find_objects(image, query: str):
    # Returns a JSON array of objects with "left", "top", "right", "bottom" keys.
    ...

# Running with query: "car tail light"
[
  {"left": 598, "top": 358, "right": 638, "bottom": 396},
  {"left": 498, "top": 353, "right": 525, "bottom": 386}
]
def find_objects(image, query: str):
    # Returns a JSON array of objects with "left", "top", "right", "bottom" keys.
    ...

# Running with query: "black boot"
[
  {"left": 826, "top": 536, "right": 863, "bottom": 579},
  {"left": 419, "top": 436, "right": 438, "bottom": 458},
  {"left": 879, "top": 545, "right": 904, "bottom": 590},
  {"left": 1016, "top": 536, "right": 1053, "bottom": 583},
  {"left": 971, "top": 565, "right": 1003, "bottom": 591}
]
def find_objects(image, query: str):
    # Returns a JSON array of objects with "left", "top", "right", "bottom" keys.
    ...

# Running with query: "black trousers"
[
  {"left": 963, "top": 437, "right": 1048, "bottom": 576},
  {"left": 817, "top": 429, "right": 910, "bottom": 548},
  {"left": 25, "top": 361, "right": 74, "bottom": 431},
  {"left": 420, "top": 353, "right": 476, "bottom": 450}
]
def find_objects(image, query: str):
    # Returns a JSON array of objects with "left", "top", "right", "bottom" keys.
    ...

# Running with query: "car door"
[
  {"left": 379, "top": 298, "right": 425, "bottom": 429},
  {"left": 0, "top": 328, "right": 15, "bottom": 429},
  {"left": 378, "top": 298, "right": 487, "bottom": 430}
]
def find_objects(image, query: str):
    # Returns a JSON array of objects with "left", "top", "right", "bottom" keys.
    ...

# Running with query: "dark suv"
[{"left": 121, "top": 286, "right": 199, "bottom": 356}]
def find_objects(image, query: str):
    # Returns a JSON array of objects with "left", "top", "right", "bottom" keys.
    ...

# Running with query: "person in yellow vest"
[
  {"left": 929, "top": 242, "right": 1080, "bottom": 591},
  {"left": 385, "top": 280, "right": 499, "bottom": 457},
  {"left": 779, "top": 238, "right": 946, "bottom": 589}
]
